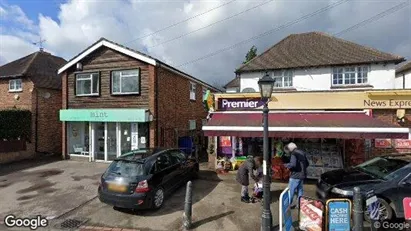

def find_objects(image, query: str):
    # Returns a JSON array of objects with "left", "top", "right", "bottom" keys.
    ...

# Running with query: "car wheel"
[
  {"left": 152, "top": 187, "right": 165, "bottom": 209},
  {"left": 364, "top": 198, "right": 394, "bottom": 221}
]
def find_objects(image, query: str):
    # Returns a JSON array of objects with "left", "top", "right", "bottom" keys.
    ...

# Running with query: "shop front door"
[{"left": 93, "top": 122, "right": 106, "bottom": 161}]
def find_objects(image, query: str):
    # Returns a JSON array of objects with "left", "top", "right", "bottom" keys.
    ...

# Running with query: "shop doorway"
[{"left": 93, "top": 122, "right": 105, "bottom": 161}]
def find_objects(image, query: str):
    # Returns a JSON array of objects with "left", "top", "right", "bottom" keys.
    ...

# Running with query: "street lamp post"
[{"left": 258, "top": 73, "right": 275, "bottom": 231}]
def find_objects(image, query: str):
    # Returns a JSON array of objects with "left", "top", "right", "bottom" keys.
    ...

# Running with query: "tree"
[{"left": 243, "top": 45, "right": 257, "bottom": 64}]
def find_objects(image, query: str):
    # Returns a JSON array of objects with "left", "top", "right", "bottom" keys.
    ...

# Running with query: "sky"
[{"left": 0, "top": 0, "right": 410, "bottom": 88}]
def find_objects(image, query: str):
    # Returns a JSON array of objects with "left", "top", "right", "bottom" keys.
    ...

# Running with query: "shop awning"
[
  {"left": 60, "top": 109, "right": 152, "bottom": 122},
  {"left": 202, "top": 111, "right": 410, "bottom": 139}
]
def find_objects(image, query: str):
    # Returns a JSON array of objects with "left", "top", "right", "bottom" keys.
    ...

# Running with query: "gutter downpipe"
[{"left": 155, "top": 66, "right": 159, "bottom": 147}]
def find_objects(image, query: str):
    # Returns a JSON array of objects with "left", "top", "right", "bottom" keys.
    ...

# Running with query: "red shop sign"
[
  {"left": 375, "top": 139, "right": 392, "bottom": 148},
  {"left": 394, "top": 139, "right": 411, "bottom": 149}
]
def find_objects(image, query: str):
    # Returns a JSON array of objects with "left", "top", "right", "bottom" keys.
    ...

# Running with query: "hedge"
[{"left": 0, "top": 109, "right": 32, "bottom": 141}]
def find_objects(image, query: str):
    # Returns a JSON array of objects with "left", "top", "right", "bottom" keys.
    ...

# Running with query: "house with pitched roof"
[
  {"left": 395, "top": 61, "right": 411, "bottom": 89},
  {"left": 0, "top": 50, "right": 66, "bottom": 163},
  {"left": 58, "top": 38, "right": 219, "bottom": 162},
  {"left": 228, "top": 32, "right": 405, "bottom": 92}
]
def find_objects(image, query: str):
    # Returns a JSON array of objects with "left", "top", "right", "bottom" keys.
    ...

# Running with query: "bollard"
[
  {"left": 183, "top": 181, "right": 193, "bottom": 230},
  {"left": 353, "top": 187, "right": 364, "bottom": 231}
]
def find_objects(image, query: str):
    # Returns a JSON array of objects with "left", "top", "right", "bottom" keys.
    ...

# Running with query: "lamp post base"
[{"left": 261, "top": 210, "right": 273, "bottom": 231}]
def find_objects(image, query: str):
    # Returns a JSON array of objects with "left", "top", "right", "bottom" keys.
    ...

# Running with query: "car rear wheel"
[
  {"left": 364, "top": 198, "right": 394, "bottom": 221},
  {"left": 152, "top": 188, "right": 165, "bottom": 209}
]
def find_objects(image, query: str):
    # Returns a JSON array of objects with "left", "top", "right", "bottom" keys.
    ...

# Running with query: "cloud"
[
  {"left": 0, "top": 35, "right": 38, "bottom": 63},
  {"left": 0, "top": 0, "right": 410, "bottom": 86}
]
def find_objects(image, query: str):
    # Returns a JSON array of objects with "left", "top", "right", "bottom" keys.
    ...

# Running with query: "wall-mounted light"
[
  {"left": 14, "top": 94, "right": 20, "bottom": 100},
  {"left": 76, "top": 62, "right": 83, "bottom": 71},
  {"left": 397, "top": 109, "right": 406, "bottom": 123}
]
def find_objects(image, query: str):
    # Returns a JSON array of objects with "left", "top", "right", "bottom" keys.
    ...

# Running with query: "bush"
[{"left": 0, "top": 109, "right": 31, "bottom": 141}]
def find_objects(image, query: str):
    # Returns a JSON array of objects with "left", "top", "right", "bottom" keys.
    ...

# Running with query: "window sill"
[
  {"left": 9, "top": 90, "right": 22, "bottom": 93},
  {"left": 111, "top": 92, "right": 140, "bottom": 96},
  {"left": 190, "top": 99, "right": 196, "bottom": 102},
  {"left": 331, "top": 84, "right": 373, "bottom": 89},
  {"left": 272, "top": 87, "right": 297, "bottom": 92},
  {"left": 75, "top": 94, "right": 100, "bottom": 97}
]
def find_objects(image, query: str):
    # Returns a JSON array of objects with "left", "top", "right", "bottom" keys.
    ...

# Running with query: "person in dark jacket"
[
  {"left": 236, "top": 155, "right": 263, "bottom": 203},
  {"left": 283, "top": 142, "right": 309, "bottom": 208}
]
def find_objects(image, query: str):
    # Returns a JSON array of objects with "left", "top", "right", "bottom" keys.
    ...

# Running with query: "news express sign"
[{"left": 326, "top": 199, "right": 351, "bottom": 231}]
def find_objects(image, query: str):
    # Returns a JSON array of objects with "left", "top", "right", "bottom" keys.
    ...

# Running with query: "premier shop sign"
[{"left": 218, "top": 98, "right": 266, "bottom": 111}]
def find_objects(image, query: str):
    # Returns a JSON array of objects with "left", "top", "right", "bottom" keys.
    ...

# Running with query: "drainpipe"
[
  {"left": 35, "top": 88, "right": 39, "bottom": 153},
  {"left": 155, "top": 67, "right": 159, "bottom": 147}
]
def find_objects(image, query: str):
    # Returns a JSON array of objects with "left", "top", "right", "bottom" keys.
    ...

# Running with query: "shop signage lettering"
[
  {"left": 90, "top": 112, "right": 108, "bottom": 118},
  {"left": 326, "top": 200, "right": 351, "bottom": 231},
  {"left": 218, "top": 98, "right": 266, "bottom": 110},
  {"left": 375, "top": 139, "right": 392, "bottom": 148},
  {"left": 394, "top": 139, "right": 411, "bottom": 149},
  {"left": 364, "top": 99, "right": 411, "bottom": 108}
]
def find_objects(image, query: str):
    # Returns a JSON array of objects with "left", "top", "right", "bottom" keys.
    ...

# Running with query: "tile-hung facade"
[
  {"left": 59, "top": 38, "right": 219, "bottom": 162},
  {"left": 224, "top": 32, "right": 406, "bottom": 93}
]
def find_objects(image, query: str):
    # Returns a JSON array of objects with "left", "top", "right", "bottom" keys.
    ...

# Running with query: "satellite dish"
[
  {"left": 242, "top": 88, "right": 256, "bottom": 93},
  {"left": 43, "top": 92, "right": 51, "bottom": 99}
]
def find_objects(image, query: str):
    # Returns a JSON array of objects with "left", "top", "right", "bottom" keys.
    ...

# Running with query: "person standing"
[
  {"left": 284, "top": 142, "right": 309, "bottom": 208},
  {"left": 236, "top": 155, "right": 263, "bottom": 203}
]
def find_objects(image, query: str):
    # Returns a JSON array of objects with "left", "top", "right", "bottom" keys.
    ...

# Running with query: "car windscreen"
[
  {"left": 383, "top": 163, "right": 411, "bottom": 181},
  {"left": 355, "top": 157, "right": 409, "bottom": 179},
  {"left": 105, "top": 160, "right": 146, "bottom": 178}
]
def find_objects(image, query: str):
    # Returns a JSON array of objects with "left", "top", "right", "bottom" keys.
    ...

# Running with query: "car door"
[
  {"left": 169, "top": 150, "right": 191, "bottom": 183},
  {"left": 394, "top": 173, "right": 411, "bottom": 218},
  {"left": 155, "top": 153, "right": 179, "bottom": 193}
]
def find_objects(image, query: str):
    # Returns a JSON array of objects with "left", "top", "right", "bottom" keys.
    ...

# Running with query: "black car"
[
  {"left": 317, "top": 156, "right": 411, "bottom": 220},
  {"left": 98, "top": 148, "right": 199, "bottom": 210}
]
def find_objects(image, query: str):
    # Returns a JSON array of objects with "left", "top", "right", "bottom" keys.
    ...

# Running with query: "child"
[{"left": 250, "top": 166, "right": 264, "bottom": 203}]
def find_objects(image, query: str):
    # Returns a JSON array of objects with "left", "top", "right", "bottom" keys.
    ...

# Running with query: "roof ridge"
[
  {"left": 21, "top": 52, "right": 39, "bottom": 76},
  {"left": 235, "top": 34, "right": 294, "bottom": 72}
]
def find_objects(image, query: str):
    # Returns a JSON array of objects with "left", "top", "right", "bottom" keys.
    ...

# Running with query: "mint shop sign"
[{"left": 218, "top": 98, "right": 266, "bottom": 111}]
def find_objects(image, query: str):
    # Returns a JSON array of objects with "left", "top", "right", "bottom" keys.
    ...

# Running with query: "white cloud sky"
[{"left": 0, "top": 0, "right": 410, "bottom": 87}]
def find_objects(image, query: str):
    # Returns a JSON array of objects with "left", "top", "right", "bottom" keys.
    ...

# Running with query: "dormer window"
[{"left": 332, "top": 66, "right": 369, "bottom": 86}]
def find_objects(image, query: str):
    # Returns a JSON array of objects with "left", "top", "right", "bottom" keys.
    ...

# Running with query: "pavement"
[{"left": 0, "top": 159, "right": 319, "bottom": 231}]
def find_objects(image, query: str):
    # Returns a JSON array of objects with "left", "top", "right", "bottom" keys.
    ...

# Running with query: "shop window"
[
  {"left": 190, "top": 82, "right": 196, "bottom": 100},
  {"left": 332, "top": 66, "right": 369, "bottom": 86},
  {"left": 9, "top": 79, "right": 22, "bottom": 92},
  {"left": 76, "top": 73, "right": 99, "bottom": 96},
  {"left": 272, "top": 70, "right": 293, "bottom": 88},
  {"left": 112, "top": 69, "right": 140, "bottom": 95},
  {"left": 68, "top": 122, "right": 89, "bottom": 155}
]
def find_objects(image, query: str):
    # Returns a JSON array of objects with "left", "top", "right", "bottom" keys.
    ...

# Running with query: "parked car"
[
  {"left": 98, "top": 148, "right": 199, "bottom": 210},
  {"left": 317, "top": 156, "right": 411, "bottom": 220}
]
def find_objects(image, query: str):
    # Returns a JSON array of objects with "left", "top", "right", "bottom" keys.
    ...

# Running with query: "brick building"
[
  {"left": 58, "top": 38, "right": 219, "bottom": 162},
  {"left": 0, "top": 50, "right": 66, "bottom": 163}
]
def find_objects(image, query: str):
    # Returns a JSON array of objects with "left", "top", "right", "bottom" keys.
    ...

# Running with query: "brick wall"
[
  {"left": 36, "top": 88, "right": 62, "bottom": 154},
  {"left": 0, "top": 78, "right": 36, "bottom": 163},
  {"left": 156, "top": 66, "right": 210, "bottom": 148},
  {"left": 371, "top": 109, "right": 411, "bottom": 157}
]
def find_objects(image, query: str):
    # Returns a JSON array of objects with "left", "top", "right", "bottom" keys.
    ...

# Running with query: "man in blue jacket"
[{"left": 284, "top": 142, "right": 309, "bottom": 208}]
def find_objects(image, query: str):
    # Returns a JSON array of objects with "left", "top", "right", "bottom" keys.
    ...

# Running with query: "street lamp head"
[{"left": 258, "top": 72, "right": 275, "bottom": 100}]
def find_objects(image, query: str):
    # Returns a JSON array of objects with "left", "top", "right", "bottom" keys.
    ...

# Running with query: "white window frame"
[
  {"left": 9, "top": 79, "right": 22, "bottom": 92},
  {"left": 111, "top": 69, "right": 140, "bottom": 95},
  {"left": 332, "top": 66, "right": 369, "bottom": 86},
  {"left": 190, "top": 82, "right": 196, "bottom": 100},
  {"left": 76, "top": 73, "right": 99, "bottom": 96},
  {"left": 272, "top": 70, "right": 293, "bottom": 88}
]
